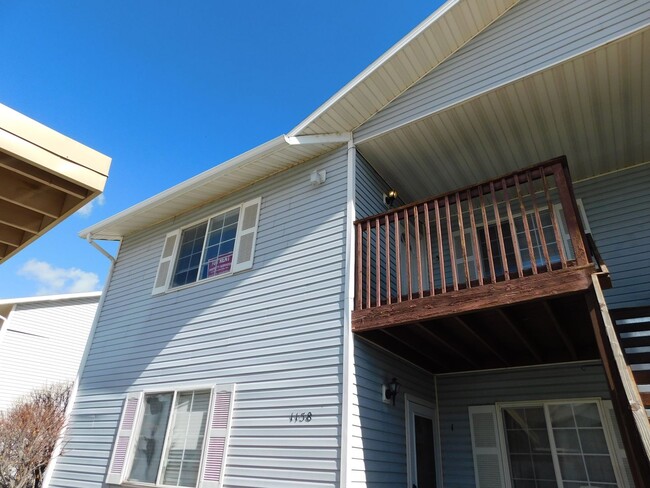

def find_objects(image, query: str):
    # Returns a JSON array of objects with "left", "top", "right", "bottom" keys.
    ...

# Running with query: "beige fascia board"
[{"left": 0, "top": 103, "right": 111, "bottom": 188}]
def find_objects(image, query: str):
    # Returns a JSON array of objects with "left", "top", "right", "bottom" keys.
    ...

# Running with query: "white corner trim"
[{"left": 340, "top": 134, "right": 356, "bottom": 487}]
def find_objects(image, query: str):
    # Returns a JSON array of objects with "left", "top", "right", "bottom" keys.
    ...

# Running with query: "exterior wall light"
[
  {"left": 310, "top": 169, "right": 327, "bottom": 187},
  {"left": 382, "top": 377, "right": 400, "bottom": 406},
  {"left": 384, "top": 190, "right": 398, "bottom": 206}
]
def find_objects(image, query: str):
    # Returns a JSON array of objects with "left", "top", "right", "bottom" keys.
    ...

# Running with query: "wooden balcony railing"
[{"left": 355, "top": 156, "right": 591, "bottom": 311}]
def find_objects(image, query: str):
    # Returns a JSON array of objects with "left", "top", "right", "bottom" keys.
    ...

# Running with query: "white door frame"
[{"left": 405, "top": 394, "right": 442, "bottom": 488}]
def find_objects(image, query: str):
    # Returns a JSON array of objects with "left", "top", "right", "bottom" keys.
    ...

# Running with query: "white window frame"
[
  {"left": 494, "top": 398, "right": 629, "bottom": 488},
  {"left": 153, "top": 197, "right": 261, "bottom": 294},
  {"left": 107, "top": 384, "right": 235, "bottom": 488},
  {"left": 123, "top": 385, "right": 214, "bottom": 488}
]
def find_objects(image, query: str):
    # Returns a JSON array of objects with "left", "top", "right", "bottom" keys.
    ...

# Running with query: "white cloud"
[
  {"left": 18, "top": 259, "right": 100, "bottom": 295},
  {"left": 77, "top": 194, "right": 106, "bottom": 217}
]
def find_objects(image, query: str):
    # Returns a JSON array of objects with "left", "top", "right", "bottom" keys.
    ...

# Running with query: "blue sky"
[{"left": 0, "top": 1, "right": 440, "bottom": 298}]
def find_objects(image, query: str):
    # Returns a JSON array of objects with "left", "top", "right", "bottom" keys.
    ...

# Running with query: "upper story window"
[{"left": 152, "top": 197, "right": 261, "bottom": 294}]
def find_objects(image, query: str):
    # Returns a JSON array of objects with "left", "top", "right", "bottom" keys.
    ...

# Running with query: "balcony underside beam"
[{"left": 353, "top": 265, "right": 595, "bottom": 332}]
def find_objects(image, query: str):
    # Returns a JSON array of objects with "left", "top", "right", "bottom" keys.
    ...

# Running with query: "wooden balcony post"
[
  {"left": 355, "top": 223, "right": 362, "bottom": 310},
  {"left": 553, "top": 158, "right": 590, "bottom": 267}
]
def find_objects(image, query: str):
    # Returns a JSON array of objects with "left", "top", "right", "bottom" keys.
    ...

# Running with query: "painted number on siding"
[{"left": 289, "top": 412, "right": 312, "bottom": 423}]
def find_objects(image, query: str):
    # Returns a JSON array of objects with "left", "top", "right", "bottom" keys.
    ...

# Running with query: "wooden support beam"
[
  {"left": 414, "top": 323, "right": 480, "bottom": 369},
  {"left": 450, "top": 316, "right": 510, "bottom": 367},
  {"left": 376, "top": 329, "right": 448, "bottom": 372},
  {"left": 586, "top": 277, "right": 650, "bottom": 487},
  {"left": 542, "top": 301, "right": 578, "bottom": 360},
  {"left": 0, "top": 200, "right": 54, "bottom": 234},
  {"left": 0, "top": 155, "right": 90, "bottom": 199},
  {"left": 0, "top": 166, "right": 79, "bottom": 218},
  {"left": 353, "top": 266, "right": 595, "bottom": 332},
  {"left": 0, "top": 223, "right": 27, "bottom": 247},
  {"left": 495, "top": 308, "right": 543, "bottom": 363}
]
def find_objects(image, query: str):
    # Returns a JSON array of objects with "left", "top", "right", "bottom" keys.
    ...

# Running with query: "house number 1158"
[{"left": 289, "top": 412, "right": 312, "bottom": 423}]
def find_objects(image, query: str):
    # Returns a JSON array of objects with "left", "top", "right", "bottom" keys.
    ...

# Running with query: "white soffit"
[
  {"left": 81, "top": 136, "right": 341, "bottom": 240},
  {"left": 357, "top": 28, "right": 650, "bottom": 202},
  {"left": 289, "top": 0, "right": 519, "bottom": 137}
]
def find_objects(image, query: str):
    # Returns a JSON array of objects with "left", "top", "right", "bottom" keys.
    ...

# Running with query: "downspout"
[
  {"left": 42, "top": 236, "right": 120, "bottom": 488},
  {"left": 340, "top": 134, "right": 356, "bottom": 488}
]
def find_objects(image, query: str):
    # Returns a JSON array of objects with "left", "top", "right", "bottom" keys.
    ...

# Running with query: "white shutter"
[
  {"left": 603, "top": 400, "right": 634, "bottom": 488},
  {"left": 152, "top": 230, "right": 180, "bottom": 294},
  {"left": 106, "top": 392, "right": 143, "bottom": 485},
  {"left": 232, "top": 197, "right": 261, "bottom": 273},
  {"left": 199, "top": 384, "right": 235, "bottom": 488},
  {"left": 468, "top": 405, "right": 505, "bottom": 488}
]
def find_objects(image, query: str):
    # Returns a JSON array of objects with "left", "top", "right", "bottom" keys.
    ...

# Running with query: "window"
[
  {"left": 454, "top": 201, "right": 590, "bottom": 283},
  {"left": 105, "top": 386, "right": 235, "bottom": 488},
  {"left": 454, "top": 207, "right": 563, "bottom": 282},
  {"left": 468, "top": 400, "right": 632, "bottom": 488},
  {"left": 153, "top": 198, "right": 261, "bottom": 294}
]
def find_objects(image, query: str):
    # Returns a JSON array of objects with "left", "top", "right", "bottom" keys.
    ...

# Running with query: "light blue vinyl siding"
[
  {"left": 355, "top": 152, "right": 397, "bottom": 220},
  {"left": 437, "top": 363, "right": 610, "bottom": 488},
  {"left": 350, "top": 338, "right": 436, "bottom": 487},
  {"left": 0, "top": 296, "right": 98, "bottom": 412},
  {"left": 575, "top": 162, "right": 650, "bottom": 309},
  {"left": 50, "top": 148, "right": 349, "bottom": 488},
  {"left": 356, "top": 0, "right": 650, "bottom": 142}
]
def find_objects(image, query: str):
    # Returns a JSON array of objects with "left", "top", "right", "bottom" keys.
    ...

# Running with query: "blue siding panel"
[
  {"left": 575, "top": 163, "right": 650, "bottom": 309},
  {"left": 51, "top": 148, "right": 349, "bottom": 488}
]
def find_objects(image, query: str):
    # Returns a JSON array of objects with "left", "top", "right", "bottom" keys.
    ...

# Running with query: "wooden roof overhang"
[{"left": 0, "top": 104, "right": 111, "bottom": 263}]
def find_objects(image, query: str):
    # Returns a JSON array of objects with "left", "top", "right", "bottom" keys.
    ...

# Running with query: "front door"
[{"left": 406, "top": 397, "right": 439, "bottom": 488}]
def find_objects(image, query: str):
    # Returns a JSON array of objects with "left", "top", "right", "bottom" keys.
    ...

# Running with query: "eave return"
[{"left": 353, "top": 157, "right": 609, "bottom": 373}]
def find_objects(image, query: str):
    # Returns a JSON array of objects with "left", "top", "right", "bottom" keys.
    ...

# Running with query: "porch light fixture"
[
  {"left": 384, "top": 189, "right": 398, "bottom": 206},
  {"left": 382, "top": 377, "right": 400, "bottom": 406}
]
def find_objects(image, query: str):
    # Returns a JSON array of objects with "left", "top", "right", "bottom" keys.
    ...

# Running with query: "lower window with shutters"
[
  {"left": 106, "top": 385, "right": 235, "bottom": 488},
  {"left": 470, "top": 400, "right": 633, "bottom": 488},
  {"left": 129, "top": 390, "right": 209, "bottom": 487}
]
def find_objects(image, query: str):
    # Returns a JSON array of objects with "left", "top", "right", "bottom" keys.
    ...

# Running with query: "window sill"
[
  {"left": 154, "top": 266, "right": 250, "bottom": 296},
  {"left": 118, "top": 481, "right": 195, "bottom": 488}
]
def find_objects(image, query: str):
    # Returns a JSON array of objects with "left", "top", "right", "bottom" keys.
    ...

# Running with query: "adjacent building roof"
[
  {"left": 0, "top": 291, "right": 102, "bottom": 307},
  {"left": 0, "top": 103, "right": 111, "bottom": 262}
]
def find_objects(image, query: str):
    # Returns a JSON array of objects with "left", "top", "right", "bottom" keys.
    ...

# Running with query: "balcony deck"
[{"left": 352, "top": 157, "right": 606, "bottom": 372}]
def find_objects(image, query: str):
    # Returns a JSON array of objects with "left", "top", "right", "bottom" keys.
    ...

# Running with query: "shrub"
[{"left": 0, "top": 383, "right": 71, "bottom": 488}]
